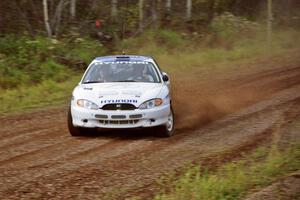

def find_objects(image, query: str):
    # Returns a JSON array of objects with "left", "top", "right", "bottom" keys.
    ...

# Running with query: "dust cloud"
[{"left": 172, "top": 78, "right": 268, "bottom": 131}]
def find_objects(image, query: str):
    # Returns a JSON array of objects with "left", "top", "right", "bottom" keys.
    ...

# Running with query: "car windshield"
[{"left": 82, "top": 61, "right": 161, "bottom": 83}]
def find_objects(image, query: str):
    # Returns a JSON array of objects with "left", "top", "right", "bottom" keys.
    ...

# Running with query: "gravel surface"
[{"left": 1, "top": 55, "right": 300, "bottom": 199}]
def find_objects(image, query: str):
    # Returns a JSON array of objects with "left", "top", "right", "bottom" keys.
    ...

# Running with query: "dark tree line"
[{"left": 0, "top": 0, "right": 299, "bottom": 39}]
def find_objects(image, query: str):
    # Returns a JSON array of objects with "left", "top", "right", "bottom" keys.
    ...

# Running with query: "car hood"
[{"left": 73, "top": 82, "right": 164, "bottom": 107}]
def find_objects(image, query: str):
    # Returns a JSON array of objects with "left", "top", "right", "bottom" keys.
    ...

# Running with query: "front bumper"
[{"left": 71, "top": 104, "right": 171, "bottom": 129}]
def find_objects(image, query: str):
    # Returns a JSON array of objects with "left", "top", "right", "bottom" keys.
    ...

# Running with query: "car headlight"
[
  {"left": 139, "top": 98, "right": 163, "bottom": 109},
  {"left": 77, "top": 99, "right": 99, "bottom": 110}
]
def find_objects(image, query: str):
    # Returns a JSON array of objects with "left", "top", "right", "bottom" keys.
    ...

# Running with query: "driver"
[
  {"left": 133, "top": 64, "right": 154, "bottom": 82},
  {"left": 97, "top": 65, "right": 111, "bottom": 82}
]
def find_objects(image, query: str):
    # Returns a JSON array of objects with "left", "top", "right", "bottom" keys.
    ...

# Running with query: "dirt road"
[{"left": 1, "top": 55, "right": 300, "bottom": 199}]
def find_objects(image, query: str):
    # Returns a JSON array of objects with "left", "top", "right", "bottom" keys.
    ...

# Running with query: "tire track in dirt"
[
  {"left": 3, "top": 85, "right": 300, "bottom": 200},
  {"left": 233, "top": 65, "right": 300, "bottom": 86},
  {"left": 0, "top": 57, "right": 300, "bottom": 199},
  {"left": 81, "top": 90, "right": 300, "bottom": 199},
  {"left": 0, "top": 127, "right": 65, "bottom": 152},
  {"left": 0, "top": 139, "right": 155, "bottom": 196},
  {"left": 0, "top": 136, "right": 111, "bottom": 168},
  {"left": 24, "top": 92, "right": 300, "bottom": 199},
  {"left": 0, "top": 109, "right": 67, "bottom": 140}
]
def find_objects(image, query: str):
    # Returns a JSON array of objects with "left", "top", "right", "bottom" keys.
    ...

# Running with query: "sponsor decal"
[{"left": 100, "top": 99, "right": 138, "bottom": 104}]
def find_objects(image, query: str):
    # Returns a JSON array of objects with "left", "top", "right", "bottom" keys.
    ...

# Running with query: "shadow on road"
[{"left": 74, "top": 127, "right": 163, "bottom": 141}]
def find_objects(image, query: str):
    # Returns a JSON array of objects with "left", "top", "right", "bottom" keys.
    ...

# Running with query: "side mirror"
[{"left": 162, "top": 74, "right": 169, "bottom": 82}]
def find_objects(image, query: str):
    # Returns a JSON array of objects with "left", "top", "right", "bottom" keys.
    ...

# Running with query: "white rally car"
[{"left": 68, "top": 55, "right": 174, "bottom": 137}]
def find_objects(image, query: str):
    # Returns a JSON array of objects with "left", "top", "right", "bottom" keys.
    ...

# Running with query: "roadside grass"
[
  {"left": 121, "top": 29, "right": 300, "bottom": 74},
  {"left": 0, "top": 75, "right": 81, "bottom": 114},
  {"left": 153, "top": 144, "right": 300, "bottom": 200},
  {"left": 0, "top": 35, "right": 105, "bottom": 114},
  {"left": 0, "top": 35, "right": 106, "bottom": 89}
]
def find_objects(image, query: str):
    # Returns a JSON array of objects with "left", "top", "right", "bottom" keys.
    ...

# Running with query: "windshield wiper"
[{"left": 83, "top": 81, "right": 104, "bottom": 84}]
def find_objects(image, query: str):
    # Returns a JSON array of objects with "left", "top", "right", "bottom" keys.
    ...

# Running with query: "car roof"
[{"left": 94, "top": 55, "right": 153, "bottom": 62}]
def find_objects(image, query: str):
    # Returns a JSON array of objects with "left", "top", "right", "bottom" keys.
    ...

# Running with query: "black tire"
[
  {"left": 157, "top": 106, "right": 175, "bottom": 137},
  {"left": 68, "top": 108, "right": 82, "bottom": 136}
]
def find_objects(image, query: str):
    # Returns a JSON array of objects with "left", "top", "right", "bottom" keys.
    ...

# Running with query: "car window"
[{"left": 82, "top": 61, "right": 161, "bottom": 83}]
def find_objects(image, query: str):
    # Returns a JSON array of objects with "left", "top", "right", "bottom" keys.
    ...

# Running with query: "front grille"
[
  {"left": 101, "top": 104, "right": 136, "bottom": 110},
  {"left": 99, "top": 120, "right": 139, "bottom": 125},
  {"left": 111, "top": 115, "right": 126, "bottom": 119}
]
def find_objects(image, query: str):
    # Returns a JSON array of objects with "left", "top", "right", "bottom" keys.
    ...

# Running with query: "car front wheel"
[
  {"left": 157, "top": 107, "right": 175, "bottom": 137},
  {"left": 67, "top": 108, "right": 82, "bottom": 136}
]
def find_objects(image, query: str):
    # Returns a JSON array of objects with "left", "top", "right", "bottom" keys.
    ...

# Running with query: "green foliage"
[
  {"left": 120, "top": 30, "right": 186, "bottom": 55},
  {"left": 155, "top": 30, "right": 184, "bottom": 49},
  {"left": 154, "top": 144, "right": 300, "bottom": 200},
  {"left": 64, "top": 37, "right": 106, "bottom": 64},
  {"left": 0, "top": 35, "right": 106, "bottom": 89},
  {"left": 211, "top": 12, "right": 259, "bottom": 48},
  {"left": 119, "top": 5, "right": 139, "bottom": 32}
]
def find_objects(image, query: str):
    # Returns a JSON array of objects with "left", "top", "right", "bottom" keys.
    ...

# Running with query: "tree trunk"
[
  {"left": 70, "top": 0, "right": 76, "bottom": 19},
  {"left": 208, "top": 0, "right": 215, "bottom": 22},
  {"left": 152, "top": 0, "right": 158, "bottom": 29},
  {"left": 14, "top": 0, "right": 35, "bottom": 37},
  {"left": 166, "top": 0, "right": 171, "bottom": 13},
  {"left": 139, "top": 0, "right": 144, "bottom": 31},
  {"left": 186, "top": 0, "right": 192, "bottom": 20},
  {"left": 111, "top": 0, "right": 117, "bottom": 18},
  {"left": 53, "top": 0, "right": 65, "bottom": 37},
  {"left": 43, "top": 0, "right": 52, "bottom": 37}
]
